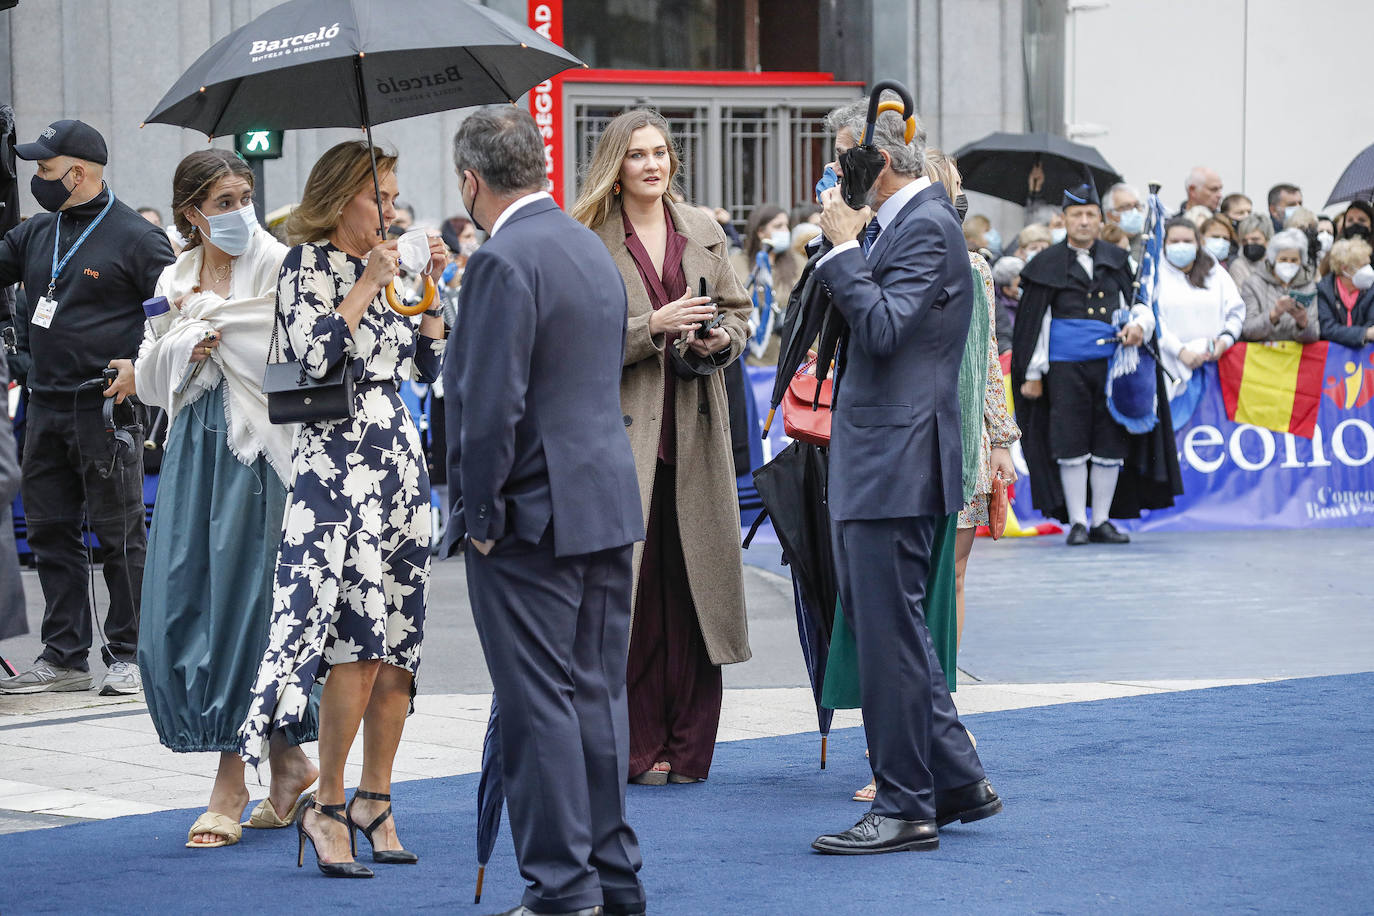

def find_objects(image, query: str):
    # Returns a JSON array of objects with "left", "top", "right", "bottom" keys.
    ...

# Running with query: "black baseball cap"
[{"left": 14, "top": 119, "right": 108, "bottom": 165}]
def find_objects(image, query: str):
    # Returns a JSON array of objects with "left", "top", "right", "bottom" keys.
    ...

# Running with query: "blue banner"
[{"left": 1013, "top": 343, "right": 1374, "bottom": 531}]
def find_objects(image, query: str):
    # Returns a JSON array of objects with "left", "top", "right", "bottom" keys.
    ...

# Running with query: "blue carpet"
[{"left": 3, "top": 675, "right": 1370, "bottom": 914}]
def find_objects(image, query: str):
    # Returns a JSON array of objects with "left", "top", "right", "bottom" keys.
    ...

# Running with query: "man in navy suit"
[
  {"left": 810, "top": 98, "right": 1002, "bottom": 855},
  {"left": 443, "top": 107, "right": 646, "bottom": 916}
]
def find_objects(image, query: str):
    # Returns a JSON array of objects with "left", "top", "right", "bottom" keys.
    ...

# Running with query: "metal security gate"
[{"left": 564, "top": 82, "right": 861, "bottom": 230}]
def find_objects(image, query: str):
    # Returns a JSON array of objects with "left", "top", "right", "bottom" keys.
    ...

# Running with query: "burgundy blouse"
[{"left": 622, "top": 203, "right": 688, "bottom": 463}]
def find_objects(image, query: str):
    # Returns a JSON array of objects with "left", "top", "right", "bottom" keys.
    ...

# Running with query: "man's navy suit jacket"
[
  {"left": 442, "top": 197, "right": 644, "bottom": 558},
  {"left": 814, "top": 181, "right": 974, "bottom": 521}
]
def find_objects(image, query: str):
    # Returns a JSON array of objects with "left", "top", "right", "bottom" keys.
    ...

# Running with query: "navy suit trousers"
[
  {"left": 831, "top": 515, "right": 986, "bottom": 820},
  {"left": 465, "top": 535, "right": 644, "bottom": 913}
]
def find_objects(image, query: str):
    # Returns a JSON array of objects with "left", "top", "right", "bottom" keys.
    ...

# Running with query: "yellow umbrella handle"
[
  {"left": 385, "top": 274, "right": 436, "bottom": 316},
  {"left": 875, "top": 100, "right": 917, "bottom": 144}
]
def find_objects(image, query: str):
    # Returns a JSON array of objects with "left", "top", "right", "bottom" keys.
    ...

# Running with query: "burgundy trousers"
[{"left": 626, "top": 461, "right": 723, "bottom": 780}]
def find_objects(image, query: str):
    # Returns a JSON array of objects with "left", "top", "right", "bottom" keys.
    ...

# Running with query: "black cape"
[{"left": 1009, "top": 240, "right": 1183, "bottom": 523}]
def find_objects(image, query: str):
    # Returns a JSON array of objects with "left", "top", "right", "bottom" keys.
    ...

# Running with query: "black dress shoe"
[
  {"left": 812, "top": 812, "right": 938, "bottom": 855},
  {"left": 1065, "top": 522, "right": 1090, "bottom": 545},
  {"left": 935, "top": 778, "right": 1003, "bottom": 827},
  {"left": 1089, "top": 520, "right": 1130, "bottom": 544},
  {"left": 490, "top": 907, "right": 602, "bottom": 916}
]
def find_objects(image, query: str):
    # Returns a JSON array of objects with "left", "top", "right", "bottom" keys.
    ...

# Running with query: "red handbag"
[{"left": 782, "top": 357, "right": 833, "bottom": 446}]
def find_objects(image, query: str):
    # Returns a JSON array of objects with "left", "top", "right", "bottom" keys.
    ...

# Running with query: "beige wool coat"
[{"left": 593, "top": 198, "right": 753, "bottom": 666}]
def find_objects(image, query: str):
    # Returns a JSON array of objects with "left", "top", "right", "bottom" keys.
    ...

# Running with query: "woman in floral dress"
[{"left": 237, "top": 141, "right": 446, "bottom": 876}]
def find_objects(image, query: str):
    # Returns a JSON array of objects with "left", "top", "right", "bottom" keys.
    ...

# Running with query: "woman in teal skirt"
[{"left": 135, "top": 150, "right": 319, "bottom": 849}]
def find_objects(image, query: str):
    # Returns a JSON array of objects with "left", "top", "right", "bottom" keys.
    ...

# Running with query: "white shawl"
[{"left": 135, "top": 229, "right": 297, "bottom": 481}]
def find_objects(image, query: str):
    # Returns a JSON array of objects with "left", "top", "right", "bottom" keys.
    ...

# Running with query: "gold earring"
[{"left": 613, "top": 180, "right": 621, "bottom": 196}]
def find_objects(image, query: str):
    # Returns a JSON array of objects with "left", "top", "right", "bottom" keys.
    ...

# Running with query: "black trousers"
[
  {"left": 21, "top": 403, "right": 145, "bottom": 670},
  {"left": 466, "top": 533, "right": 644, "bottom": 914},
  {"left": 831, "top": 515, "right": 985, "bottom": 821}
]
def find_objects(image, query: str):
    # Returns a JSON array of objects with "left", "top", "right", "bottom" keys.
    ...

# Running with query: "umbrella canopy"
[
  {"left": 144, "top": 0, "right": 583, "bottom": 136},
  {"left": 1325, "top": 142, "right": 1374, "bottom": 207},
  {"left": 952, "top": 131, "right": 1123, "bottom": 206}
]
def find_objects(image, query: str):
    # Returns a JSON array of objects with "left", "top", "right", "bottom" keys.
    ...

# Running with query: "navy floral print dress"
[{"left": 237, "top": 241, "right": 444, "bottom": 769}]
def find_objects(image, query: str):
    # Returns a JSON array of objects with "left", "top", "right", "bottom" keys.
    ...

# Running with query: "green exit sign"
[{"left": 235, "top": 129, "right": 284, "bottom": 160}]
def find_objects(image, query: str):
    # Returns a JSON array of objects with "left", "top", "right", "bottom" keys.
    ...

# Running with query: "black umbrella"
[
  {"left": 838, "top": 80, "right": 916, "bottom": 209},
  {"left": 1325, "top": 142, "right": 1374, "bottom": 206},
  {"left": 745, "top": 441, "right": 837, "bottom": 765},
  {"left": 474, "top": 697, "right": 503, "bottom": 904},
  {"left": 143, "top": 0, "right": 585, "bottom": 237},
  {"left": 761, "top": 253, "right": 828, "bottom": 437},
  {"left": 952, "top": 131, "right": 1123, "bottom": 205}
]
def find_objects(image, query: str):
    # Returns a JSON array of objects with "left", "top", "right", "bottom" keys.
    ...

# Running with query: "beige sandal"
[
  {"left": 186, "top": 811, "right": 242, "bottom": 848},
  {"left": 629, "top": 761, "right": 671, "bottom": 786},
  {"left": 852, "top": 780, "right": 876, "bottom": 803},
  {"left": 243, "top": 791, "right": 309, "bottom": 829}
]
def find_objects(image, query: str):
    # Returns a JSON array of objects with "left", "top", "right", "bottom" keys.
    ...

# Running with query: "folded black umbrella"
[
  {"left": 1325, "top": 142, "right": 1374, "bottom": 207},
  {"left": 952, "top": 131, "right": 1123, "bottom": 205},
  {"left": 747, "top": 441, "right": 837, "bottom": 764},
  {"left": 763, "top": 252, "right": 827, "bottom": 437}
]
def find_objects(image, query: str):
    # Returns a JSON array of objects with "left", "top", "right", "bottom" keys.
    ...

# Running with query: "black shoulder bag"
[{"left": 262, "top": 297, "right": 354, "bottom": 425}]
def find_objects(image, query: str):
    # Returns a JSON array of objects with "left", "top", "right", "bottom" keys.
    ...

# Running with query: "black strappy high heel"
[
  {"left": 296, "top": 793, "right": 374, "bottom": 878},
  {"left": 347, "top": 789, "right": 419, "bottom": 865}
]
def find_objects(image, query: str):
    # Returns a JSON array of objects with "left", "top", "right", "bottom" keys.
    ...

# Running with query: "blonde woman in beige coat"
[{"left": 572, "top": 109, "right": 751, "bottom": 785}]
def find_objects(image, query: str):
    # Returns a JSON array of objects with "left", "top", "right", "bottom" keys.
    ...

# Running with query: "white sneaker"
[
  {"left": 0, "top": 661, "right": 93, "bottom": 694},
  {"left": 99, "top": 661, "right": 143, "bottom": 696}
]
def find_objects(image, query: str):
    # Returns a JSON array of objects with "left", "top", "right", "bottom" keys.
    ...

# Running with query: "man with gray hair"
[
  {"left": 443, "top": 106, "right": 646, "bottom": 916},
  {"left": 1179, "top": 166, "right": 1223, "bottom": 216},
  {"left": 808, "top": 95, "right": 1000, "bottom": 856},
  {"left": 1102, "top": 183, "right": 1145, "bottom": 261}
]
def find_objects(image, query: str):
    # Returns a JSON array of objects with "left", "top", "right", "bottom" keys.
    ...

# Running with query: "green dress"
[
  {"left": 821, "top": 512, "right": 959, "bottom": 707},
  {"left": 138, "top": 384, "right": 318, "bottom": 752}
]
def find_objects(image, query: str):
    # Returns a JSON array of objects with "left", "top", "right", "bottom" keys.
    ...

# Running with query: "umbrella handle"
[
  {"left": 862, "top": 80, "right": 915, "bottom": 146},
  {"left": 385, "top": 274, "right": 436, "bottom": 316},
  {"left": 875, "top": 101, "right": 916, "bottom": 145},
  {"left": 475, "top": 866, "right": 485, "bottom": 904}
]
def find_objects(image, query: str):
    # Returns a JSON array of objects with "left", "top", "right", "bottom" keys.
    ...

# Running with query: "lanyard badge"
[{"left": 37, "top": 190, "right": 117, "bottom": 328}]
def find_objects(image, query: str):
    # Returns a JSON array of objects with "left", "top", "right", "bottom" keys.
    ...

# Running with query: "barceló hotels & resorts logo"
[{"left": 249, "top": 23, "right": 339, "bottom": 63}]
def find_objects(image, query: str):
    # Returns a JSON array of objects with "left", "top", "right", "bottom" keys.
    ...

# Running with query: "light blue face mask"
[
  {"left": 984, "top": 228, "right": 1003, "bottom": 258},
  {"left": 1203, "top": 236, "right": 1232, "bottom": 262},
  {"left": 815, "top": 165, "right": 838, "bottom": 203},
  {"left": 1165, "top": 242, "right": 1198, "bottom": 268},
  {"left": 1283, "top": 205, "right": 1299, "bottom": 223},
  {"left": 1051, "top": 226, "right": 1067, "bottom": 244},
  {"left": 197, "top": 203, "right": 257, "bottom": 257},
  {"left": 1117, "top": 207, "right": 1145, "bottom": 236}
]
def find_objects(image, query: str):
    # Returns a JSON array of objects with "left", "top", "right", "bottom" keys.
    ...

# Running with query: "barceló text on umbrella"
[
  {"left": 250, "top": 22, "right": 340, "bottom": 55},
  {"left": 375, "top": 67, "right": 464, "bottom": 95}
]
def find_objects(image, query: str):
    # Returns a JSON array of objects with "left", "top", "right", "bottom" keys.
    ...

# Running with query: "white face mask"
[
  {"left": 1274, "top": 261, "right": 1301, "bottom": 283},
  {"left": 1051, "top": 227, "right": 1067, "bottom": 244},
  {"left": 1352, "top": 264, "right": 1374, "bottom": 291},
  {"left": 196, "top": 204, "right": 257, "bottom": 257},
  {"left": 766, "top": 228, "right": 791, "bottom": 252},
  {"left": 1317, "top": 231, "right": 1334, "bottom": 254}
]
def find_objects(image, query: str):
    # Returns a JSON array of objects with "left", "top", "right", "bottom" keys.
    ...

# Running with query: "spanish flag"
[{"left": 1218, "top": 341, "right": 1328, "bottom": 438}]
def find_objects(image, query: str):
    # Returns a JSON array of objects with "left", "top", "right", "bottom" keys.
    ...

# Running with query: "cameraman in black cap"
[{"left": 0, "top": 119, "right": 174, "bottom": 696}]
